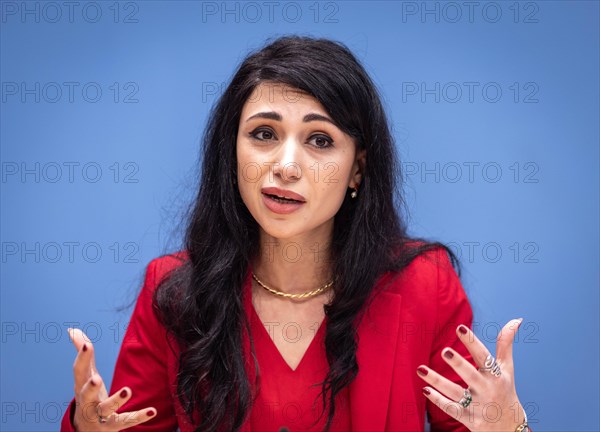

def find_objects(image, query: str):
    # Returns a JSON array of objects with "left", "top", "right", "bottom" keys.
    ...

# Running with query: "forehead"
[{"left": 241, "top": 82, "right": 327, "bottom": 115}]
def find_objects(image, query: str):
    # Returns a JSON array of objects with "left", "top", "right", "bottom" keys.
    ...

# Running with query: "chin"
[{"left": 259, "top": 225, "right": 303, "bottom": 241}]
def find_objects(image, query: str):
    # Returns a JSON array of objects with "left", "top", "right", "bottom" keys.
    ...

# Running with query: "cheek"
[
  {"left": 237, "top": 159, "right": 264, "bottom": 188},
  {"left": 236, "top": 144, "right": 263, "bottom": 209},
  {"left": 318, "top": 154, "right": 354, "bottom": 187},
  {"left": 313, "top": 159, "right": 353, "bottom": 206},
  {"left": 236, "top": 178, "right": 257, "bottom": 219}
]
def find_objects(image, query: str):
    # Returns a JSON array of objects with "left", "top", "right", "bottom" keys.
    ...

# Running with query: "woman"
[{"left": 61, "top": 35, "right": 529, "bottom": 431}]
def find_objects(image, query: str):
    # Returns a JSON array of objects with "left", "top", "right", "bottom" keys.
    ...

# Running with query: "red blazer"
[{"left": 61, "top": 248, "right": 474, "bottom": 431}]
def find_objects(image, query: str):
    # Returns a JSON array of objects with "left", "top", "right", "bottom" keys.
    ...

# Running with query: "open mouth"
[{"left": 263, "top": 193, "right": 303, "bottom": 204}]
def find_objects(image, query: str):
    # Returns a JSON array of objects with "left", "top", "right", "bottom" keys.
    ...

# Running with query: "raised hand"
[
  {"left": 417, "top": 319, "right": 529, "bottom": 431},
  {"left": 67, "top": 328, "right": 157, "bottom": 431}
]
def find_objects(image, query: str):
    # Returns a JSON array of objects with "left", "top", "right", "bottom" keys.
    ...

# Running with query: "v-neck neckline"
[
  {"left": 249, "top": 299, "right": 327, "bottom": 373},
  {"left": 244, "top": 264, "right": 328, "bottom": 373}
]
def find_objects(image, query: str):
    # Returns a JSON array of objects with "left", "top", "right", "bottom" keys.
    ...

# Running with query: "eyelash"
[{"left": 248, "top": 127, "right": 334, "bottom": 149}]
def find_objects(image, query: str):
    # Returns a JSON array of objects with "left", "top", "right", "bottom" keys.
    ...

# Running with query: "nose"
[{"left": 272, "top": 136, "right": 302, "bottom": 182}]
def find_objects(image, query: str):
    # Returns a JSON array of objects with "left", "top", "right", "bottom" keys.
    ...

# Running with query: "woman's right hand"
[{"left": 67, "top": 327, "right": 157, "bottom": 431}]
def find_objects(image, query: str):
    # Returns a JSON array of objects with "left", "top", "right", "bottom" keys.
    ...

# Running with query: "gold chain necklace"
[{"left": 251, "top": 272, "right": 333, "bottom": 300}]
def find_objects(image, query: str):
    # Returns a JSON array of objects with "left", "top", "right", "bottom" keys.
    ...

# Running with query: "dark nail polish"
[
  {"left": 146, "top": 409, "right": 155, "bottom": 417},
  {"left": 417, "top": 366, "right": 428, "bottom": 376},
  {"left": 82, "top": 344, "right": 87, "bottom": 352},
  {"left": 120, "top": 389, "right": 128, "bottom": 398},
  {"left": 458, "top": 325, "right": 468, "bottom": 335},
  {"left": 444, "top": 350, "right": 454, "bottom": 360},
  {"left": 422, "top": 387, "right": 431, "bottom": 396}
]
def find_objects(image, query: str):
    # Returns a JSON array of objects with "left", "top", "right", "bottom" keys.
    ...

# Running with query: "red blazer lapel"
[{"left": 349, "top": 288, "right": 403, "bottom": 431}]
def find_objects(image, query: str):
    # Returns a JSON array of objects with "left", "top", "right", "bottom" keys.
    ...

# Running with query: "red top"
[
  {"left": 60, "top": 247, "right": 475, "bottom": 431},
  {"left": 247, "top": 296, "right": 351, "bottom": 431}
]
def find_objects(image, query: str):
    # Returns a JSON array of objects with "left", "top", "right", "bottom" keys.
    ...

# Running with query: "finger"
[
  {"left": 75, "top": 374, "right": 104, "bottom": 425},
  {"left": 80, "top": 374, "right": 103, "bottom": 405},
  {"left": 109, "top": 407, "right": 157, "bottom": 430},
  {"left": 416, "top": 365, "right": 465, "bottom": 401},
  {"left": 422, "top": 386, "right": 466, "bottom": 425},
  {"left": 68, "top": 327, "right": 93, "bottom": 351},
  {"left": 496, "top": 318, "right": 523, "bottom": 370},
  {"left": 97, "top": 387, "right": 131, "bottom": 419},
  {"left": 456, "top": 324, "right": 493, "bottom": 368},
  {"left": 68, "top": 328, "right": 98, "bottom": 374},
  {"left": 441, "top": 347, "right": 485, "bottom": 389},
  {"left": 72, "top": 340, "right": 96, "bottom": 393}
]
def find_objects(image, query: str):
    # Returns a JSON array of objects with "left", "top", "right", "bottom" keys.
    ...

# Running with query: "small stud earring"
[{"left": 350, "top": 186, "right": 358, "bottom": 199}]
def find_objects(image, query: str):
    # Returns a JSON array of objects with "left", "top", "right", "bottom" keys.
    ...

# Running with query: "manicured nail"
[
  {"left": 146, "top": 409, "right": 155, "bottom": 417},
  {"left": 120, "top": 389, "right": 128, "bottom": 398},
  {"left": 443, "top": 349, "right": 454, "bottom": 360},
  {"left": 458, "top": 325, "right": 468, "bottom": 335},
  {"left": 422, "top": 387, "right": 431, "bottom": 396},
  {"left": 417, "top": 366, "right": 428, "bottom": 376},
  {"left": 82, "top": 344, "right": 87, "bottom": 352}
]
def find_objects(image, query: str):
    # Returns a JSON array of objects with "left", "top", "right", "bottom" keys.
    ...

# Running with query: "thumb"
[{"left": 496, "top": 318, "right": 523, "bottom": 370}]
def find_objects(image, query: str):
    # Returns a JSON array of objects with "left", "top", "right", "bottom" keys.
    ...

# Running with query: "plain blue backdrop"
[{"left": 1, "top": 1, "right": 598, "bottom": 430}]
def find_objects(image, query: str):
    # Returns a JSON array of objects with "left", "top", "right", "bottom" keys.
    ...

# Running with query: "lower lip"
[{"left": 261, "top": 193, "right": 305, "bottom": 214}]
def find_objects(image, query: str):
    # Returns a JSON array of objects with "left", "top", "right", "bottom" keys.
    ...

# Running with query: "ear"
[{"left": 348, "top": 148, "right": 366, "bottom": 188}]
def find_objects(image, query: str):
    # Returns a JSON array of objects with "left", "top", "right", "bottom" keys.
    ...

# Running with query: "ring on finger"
[
  {"left": 96, "top": 405, "right": 110, "bottom": 424},
  {"left": 479, "top": 353, "right": 502, "bottom": 377},
  {"left": 458, "top": 388, "right": 472, "bottom": 408}
]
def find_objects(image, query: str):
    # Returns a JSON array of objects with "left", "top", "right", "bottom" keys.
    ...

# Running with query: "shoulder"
[
  {"left": 373, "top": 243, "right": 472, "bottom": 332},
  {"left": 377, "top": 244, "right": 459, "bottom": 299},
  {"left": 124, "top": 251, "right": 189, "bottom": 341},
  {"left": 385, "top": 243, "right": 472, "bottom": 325},
  {"left": 130, "top": 251, "right": 189, "bottom": 308},
  {"left": 145, "top": 250, "right": 189, "bottom": 286}
]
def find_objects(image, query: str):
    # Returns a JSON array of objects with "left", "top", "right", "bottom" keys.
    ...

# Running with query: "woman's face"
[{"left": 236, "top": 82, "right": 366, "bottom": 242}]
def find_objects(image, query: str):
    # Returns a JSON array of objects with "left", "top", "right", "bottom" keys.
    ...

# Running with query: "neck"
[{"left": 252, "top": 230, "right": 334, "bottom": 296}]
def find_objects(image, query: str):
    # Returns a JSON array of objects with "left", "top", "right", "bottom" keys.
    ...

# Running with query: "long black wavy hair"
[{"left": 153, "top": 34, "right": 461, "bottom": 432}]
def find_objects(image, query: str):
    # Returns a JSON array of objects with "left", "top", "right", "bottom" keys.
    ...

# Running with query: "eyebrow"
[{"left": 245, "top": 111, "right": 337, "bottom": 126}]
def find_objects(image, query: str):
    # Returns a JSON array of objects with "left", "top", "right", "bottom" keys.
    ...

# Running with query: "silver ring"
[
  {"left": 458, "top": 388, "right": 472, "bottom": 408},
  {"left": 97, "top": 405, "right": 109, "bottom": 424},
  {"left": 479, "top": 354, "right": 502, "bottom": 377}
]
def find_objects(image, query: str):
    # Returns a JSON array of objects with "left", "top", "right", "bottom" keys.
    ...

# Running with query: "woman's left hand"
[{"left": 417, "top": 318, "right": 528, "bottom": 431}]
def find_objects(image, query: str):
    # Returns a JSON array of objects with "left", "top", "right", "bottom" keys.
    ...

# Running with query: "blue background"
[{"left": 1, "top": 1, "right": 598, "bottom": 430}]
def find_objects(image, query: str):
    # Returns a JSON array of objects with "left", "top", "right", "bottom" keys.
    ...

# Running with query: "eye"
[
  {"left": 249, "top": 128, "right": 276, "bottom": 141},
  {"left": 309, "top": 134, "right": 334, "bottom": 149}
]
